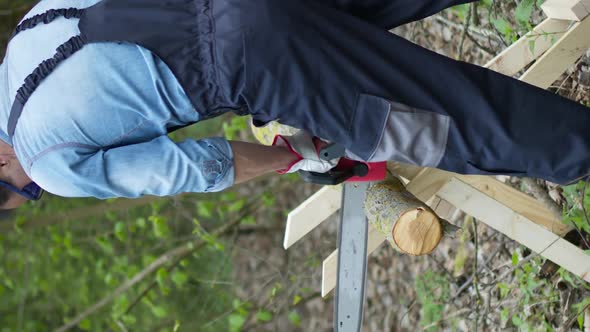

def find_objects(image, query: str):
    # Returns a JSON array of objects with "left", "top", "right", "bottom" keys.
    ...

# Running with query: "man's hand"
[{"left": 272, "top": 132, "right": 339, "bottom": 174}]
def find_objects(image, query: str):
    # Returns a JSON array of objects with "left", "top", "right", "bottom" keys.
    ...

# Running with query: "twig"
[
  {"left": 201, "top": 274, "right": 280, "bottom": 329},
  {"left": 577, "top": 176, "right": 590, "bottom": 249},
  {"left": 560, "top": 303, "right": 590, "bottom": 332},
  {"left": 450, "top": 241, "right": 503, "bottom": 300},
  {"left": 465, "top": 33, "right": 496, "bottom": 55},
  {"left": 472, "top": 2, "right": 480, "bottom": 27},
  {"left": 520, "top": 178, "right": 562, "bottom": 220},
  {"left": 421, "top": 308, "right": 472, "bottom": 331},
  {"left": 483, "top": 234, "right": 562, "bottom": 287},
  {"left": 458, "top": 4, "right": 473, "bottom": 61},
  {"left": 434, "top": 15, "right": 502, "bottom": 43},
  {"left": 115, "top": 320, "right": 129, "bottom": 332},
  {"left": 472, "top": 219, "right": 482, "bottom": 332},
  {"left": 17, "top": 244, "right": 32, "bottom": 331}
]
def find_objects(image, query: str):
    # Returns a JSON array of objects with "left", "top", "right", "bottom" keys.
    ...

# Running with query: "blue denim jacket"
[{"left": 0, "top": 0, "right": 235, "bottom": 198}]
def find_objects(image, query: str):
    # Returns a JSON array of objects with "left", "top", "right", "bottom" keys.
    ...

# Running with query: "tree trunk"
[{"left": 365, "top": 176, "right": 443, "bottom": 255}]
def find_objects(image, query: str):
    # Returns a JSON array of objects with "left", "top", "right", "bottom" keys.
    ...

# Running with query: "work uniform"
[{"left": 3, "top": 0, "right": 590, "bottom": 199}]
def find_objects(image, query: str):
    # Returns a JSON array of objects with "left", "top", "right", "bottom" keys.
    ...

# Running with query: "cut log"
[
  {"left": 364, "top": 177, "right": 443, "bottom": 255},
  {"left": 250, "top": 119, "right": 299, "bottom": 145}
]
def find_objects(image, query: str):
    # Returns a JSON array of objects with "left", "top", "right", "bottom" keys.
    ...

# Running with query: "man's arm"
[
  {"left": 229, "top": 141, "right": 299, "bottom": 184},
  {"left": 29, "top": 136, "right": 302, "bottom": 198}
]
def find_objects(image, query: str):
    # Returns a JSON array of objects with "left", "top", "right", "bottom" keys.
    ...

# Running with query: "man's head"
[{"left": 0, "top": 139, "right": 35, "bottom": 209}]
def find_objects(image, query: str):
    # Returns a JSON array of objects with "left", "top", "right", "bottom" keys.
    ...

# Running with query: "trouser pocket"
[{"left": 354, "top": 94, "right": 450, "bottom": 166}]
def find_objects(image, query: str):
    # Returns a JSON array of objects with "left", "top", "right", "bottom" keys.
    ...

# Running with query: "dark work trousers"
[{"left": 214, "top": 0, "right": 590, "bottom": 184}]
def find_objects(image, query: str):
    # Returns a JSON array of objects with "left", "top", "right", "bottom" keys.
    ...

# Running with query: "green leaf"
[
  {"left": 288, "top": 311, "right": 302, "bottom": 327},
  {"left": 257, "top": 310, "right": 273, "bottom": 322},
  {"left": 156, "top": 268, "right": 169, "bottom": 292},
  {"left": 512, "top": 251, "right": 519, "bottom": 266},
  {"left": 171, "top": 271, "right": 188, "bottom": 288},
  {"left": 136, "top": 217, "right": 146, "bottom": 228},
  {"left": 114, "top": 222, "right": 127, "bottom": 242},
  {"left": 500, "top": 308, "right": 509, "bottom": 324},
  {"left": 240, "top": 216, "right": 256, "bottom": 225},
  {"left": 512, "top": 315, "right": 523, "bottom": 327},
  {"left": 229, "top": 314, "right": 246, "bottom": 332},
  {"left": 497, "top": 283, "right": 511, "bottom": 299},
  {"left": 292, "top": 295, "right": 302, "bottom": 306},
  {"left": 151, "top": 306, "right": 168, "bottom": 318},
  {"left": 121, "top": 315, "right": 136, "bottom": 325},
  {"left": 579, "top": 313, "right": 585, "bottom": 330},
  {"left": 528, "top": 39, "right": 536, "bottom": 55},
  {"left": 149, "top": 215, "right": 170, "bottom": 238},
  {"left": 112, "top": 295, "right": 130, "bottom": 317},
  {"left": 78, "top": 319, "right": 91, "bottom": 331},
  {"left": 228, "top": 200, "right": 245, "bottom": 213},
  {"left": 515, "top": 0, "right": 535, "bottom": 26},
  {"left": 173, "top": 321, "right": 181, "bottom": 332},
  {"left": 96, "top": 237, "right": 114, "bottom": 255},
  {"left": 492, "top": 18, "right": 512, "bottom": 36},
  {"left": 197, "top": 202, "right": 213, "bottom": 218},
  {"left": 450, "top": 4, "right": 469, "bottom": 21},
  {"left": 262, "top": 192, "right": 276, "bottom": 207}
]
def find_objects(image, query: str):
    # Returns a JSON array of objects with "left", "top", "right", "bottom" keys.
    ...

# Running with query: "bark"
[{"left": 364, "top": 176, "right": 443, "bottom": 255}]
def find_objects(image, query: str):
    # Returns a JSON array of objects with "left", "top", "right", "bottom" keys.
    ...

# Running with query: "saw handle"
[{"left": 299, "top": 144, "right": 387, "bottom": 185}]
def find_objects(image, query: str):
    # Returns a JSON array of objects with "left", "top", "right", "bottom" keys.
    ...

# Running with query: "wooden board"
[
  {"left": 521, "top": 15, "right": 590, "bottom": 88},
  {"left": 389, "top": 164, "right": 570, "bottom": 235},
  {"left": 541, "top": 0, "right": 590, "bottom": 21},
  {"left": 484, "top": 18, "right": 571, "bottom": 76},
  {"left": 458, "top": 176, "right": 570, "bottom": 235},
  {"left": 283, "top": 185, "right": 342, "bottom": 249},
  {"left": 321, "top": 225, "right": 386, "bottom": 297},
  {"left": 438, "top": 178, "right": 590, "bottom": 283},
  {"left": 432, "top": 197, "right": 457, "bottom": 220}
]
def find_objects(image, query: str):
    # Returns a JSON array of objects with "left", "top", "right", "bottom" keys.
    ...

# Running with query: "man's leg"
[
  {"left": 218, "top": 0, "right": 590, "bottom": 184},
  {"left": 313, "top": 0, "right": 477, "bottom": 29}
]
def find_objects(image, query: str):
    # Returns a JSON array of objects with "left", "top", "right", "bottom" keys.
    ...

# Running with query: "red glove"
[{"left": 272, "top": 132, "right": 340, "bottom": 174}]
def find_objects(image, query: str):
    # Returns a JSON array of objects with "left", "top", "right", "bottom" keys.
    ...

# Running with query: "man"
[{"left": 1, "top": 0, "right": 589, "bottom": 208}]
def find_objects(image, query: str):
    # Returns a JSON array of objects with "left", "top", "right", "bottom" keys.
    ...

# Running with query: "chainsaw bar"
[{"left": 334, "top": 182, "right": 369, "bottom": 332}]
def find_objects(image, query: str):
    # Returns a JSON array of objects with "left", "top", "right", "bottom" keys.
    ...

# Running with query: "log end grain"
[{"left": 393, "top": 208, "right": 442, "bottom": 256}]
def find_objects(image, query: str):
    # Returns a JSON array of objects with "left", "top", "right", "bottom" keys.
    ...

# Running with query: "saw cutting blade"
[{"left": 334, "top": 182, "right": 369, "bottom": 332}]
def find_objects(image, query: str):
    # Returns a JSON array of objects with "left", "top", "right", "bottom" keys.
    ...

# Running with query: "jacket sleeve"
[{"left": 29, "top": 136, "right": 235, "bottom": 198}]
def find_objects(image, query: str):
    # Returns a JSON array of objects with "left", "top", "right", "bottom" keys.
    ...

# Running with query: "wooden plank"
[
  {"left": 283, "top": 185, "right": 342, "bottom": 249},
  {"left": 387, "top": 162, "right": 423, "bottom": 181},
  {"left": 392, "top": 169, "right": 569, "bottom": 235},
  {"left": 521, "top": 15, "right": 590, "bottom": 88},
  {"left": 321, "top": 225, "right": 386, "bottom": 297},
  {"left": 459, "top": 176, "right": 570, "bottom": 235},
  {"left": 541, "top": 0, "right": 590, "bottom": 21},
  {"left": 484, "top": 18, "right": 571, "bottom": 76},
  {"left": 438, "top": 178, "right": 590, "bottom": 283},
  {"left": 432, "top": 197, "right": 457, "bottom": 220}
]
